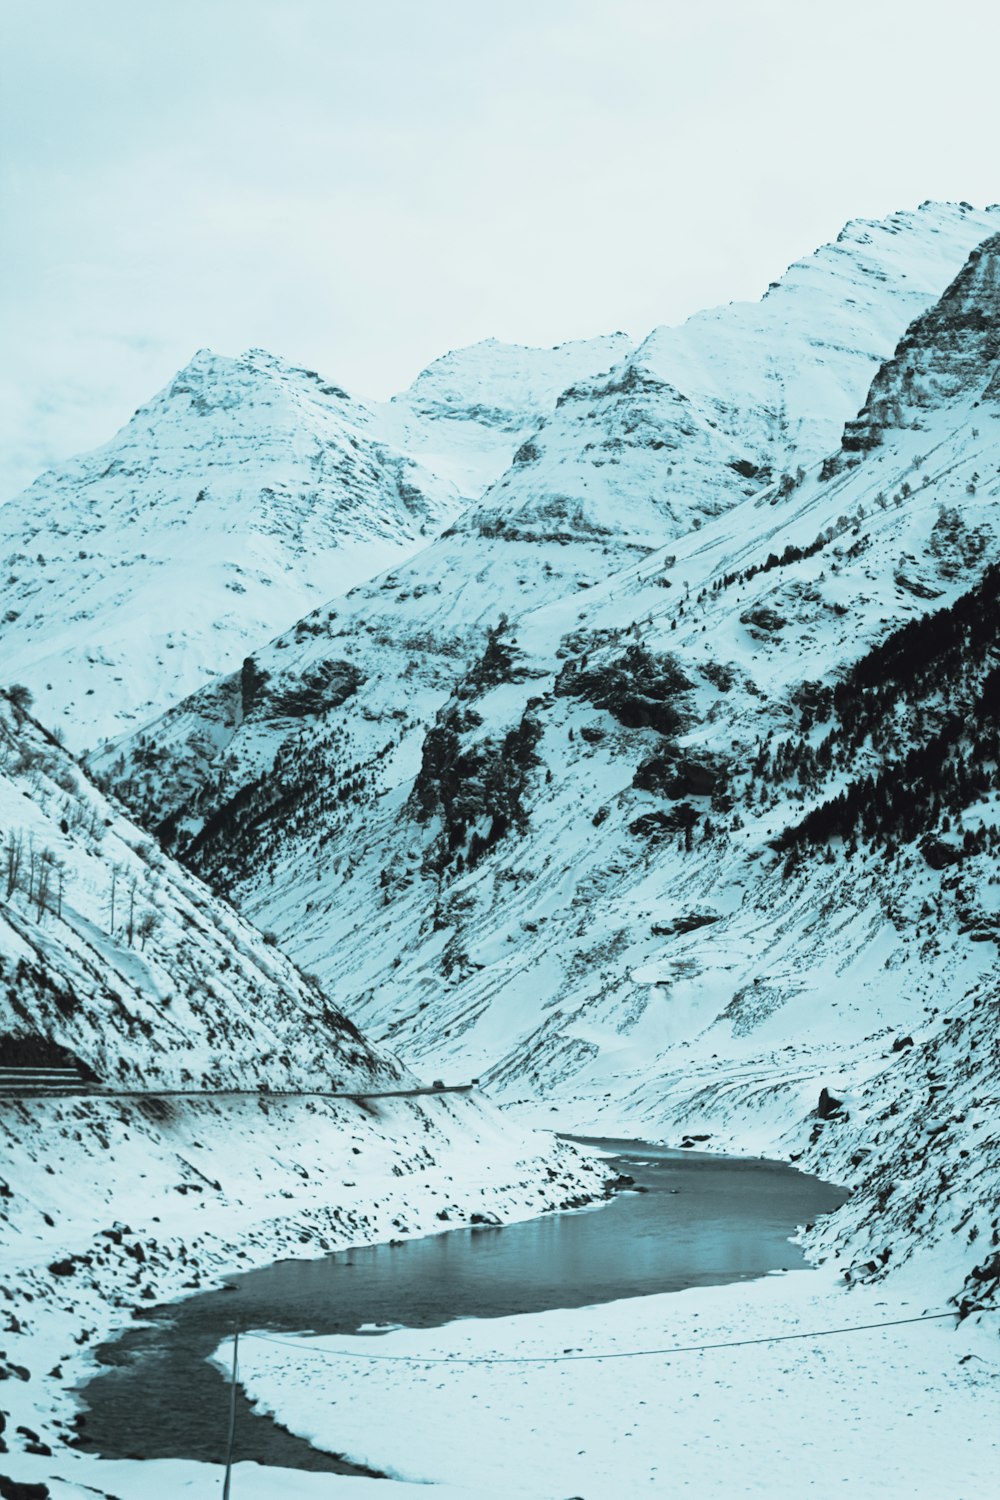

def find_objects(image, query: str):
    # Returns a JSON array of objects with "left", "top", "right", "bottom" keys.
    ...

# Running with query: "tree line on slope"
[{"left": 772, "top": 564, "right": 1000, "bottom": 860}]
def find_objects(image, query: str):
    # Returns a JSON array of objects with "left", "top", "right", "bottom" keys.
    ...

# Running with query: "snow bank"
[{"left": 223, "top": 1269, "right": 1000, "bottom": 1498}]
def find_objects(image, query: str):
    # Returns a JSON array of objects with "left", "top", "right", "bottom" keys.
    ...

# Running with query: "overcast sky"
[{"left": 1, "top": 0, "right": 998, "bottom": 498}]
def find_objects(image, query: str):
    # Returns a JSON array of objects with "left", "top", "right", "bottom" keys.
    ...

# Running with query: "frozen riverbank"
[
  {"left": 0, "top": 1089, "right": 606, "bottom": 1490},
  {"left": 78, "top": 1141, "right": 844, "bottom": 1471},
  {"left": 219, "top": 1267, "right": 999, "bottom": 1499}
]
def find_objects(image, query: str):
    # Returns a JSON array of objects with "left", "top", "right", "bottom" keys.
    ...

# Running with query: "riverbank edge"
[{"left": 0, "top": 1089, "right": 610, "bottom": 1487}]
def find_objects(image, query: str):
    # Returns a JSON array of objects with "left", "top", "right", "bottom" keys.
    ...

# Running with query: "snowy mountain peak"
[
  {"left": 0, "top": 347, "right": 467, "bottom": 748},
  {"left": 392, "top": 332, "right": 635, "bottom": 429},
  {"left": 135, "top": 344, "right": 358, "bottom": 427},
  {"left": 841, "top": 229, "right": 1000, "bottom": 460},
  {"left": 452, "top": 204, "right": 1000, "bottom": 558}
]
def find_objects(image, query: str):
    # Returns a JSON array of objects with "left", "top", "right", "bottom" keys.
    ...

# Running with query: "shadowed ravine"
[{"left": 78, "top": 1141, "right": 848, "bottom": 1476}]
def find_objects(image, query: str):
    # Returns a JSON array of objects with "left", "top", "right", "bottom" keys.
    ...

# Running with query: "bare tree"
[
  {"left": 4, "top": 828, "right": 23, "bottom": 898},
  {"left": 6, "top": 683, "right": 33, "bottom": 714},
  {"left": 109, "top": 863, "right": 123, "bottom": 933},
  {"left": 137, "top": 910, "right": 159, "bottom": 951},
  {"left": 127, "top": 874, "right": 138, "bottom": 947},
  {"left": 35, "top": 849, "right": 53, "bottom": 921}
]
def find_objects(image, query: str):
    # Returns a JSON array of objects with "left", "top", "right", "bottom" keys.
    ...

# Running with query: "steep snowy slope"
[
  {"left": 0, "top": 684, "right": 606, "bottom": 1471},
  {"left": 103, "top": 229, "right": 1000, "bottom": 1311},
  {"left": 0, "top": 684, "right": 399, "bottom": 1093}
]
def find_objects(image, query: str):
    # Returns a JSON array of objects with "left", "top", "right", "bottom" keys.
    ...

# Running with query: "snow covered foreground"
[
  {"left": 213, "top": 1268, "right": 999, "bottom": 1499},
  {"left": 0, "top": 691, "right": 608, "bottom": 1493},
  {"left": 0, "top": 1093, "right": 606, "bottom": 1496},
  {"left": 5, "top": 1263, "right": 996, "bottom": 1500}
]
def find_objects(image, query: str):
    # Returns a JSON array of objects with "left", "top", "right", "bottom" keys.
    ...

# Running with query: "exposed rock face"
[
  {"left": 841, "top": 232, "right": 1000, "bottom": 457},
  {"left": 265, "top": 659, "right": 364, "bottom": 720},
  {"left": 817, "top": 1087, "right": 844, "bottom": 1120},
  {"left": 555, "top": 645, "right": 694, "bottom": 735},
  {"left": 633, "top": 748, "right": 729, "bottom": 800},
  {"left": 410, "top": 706, "right": 543, "bottom": 872}
]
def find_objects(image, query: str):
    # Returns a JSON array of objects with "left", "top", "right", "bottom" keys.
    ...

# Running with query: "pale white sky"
[{"left": 1, "top": 0, "right": 998, "bottom": 498}]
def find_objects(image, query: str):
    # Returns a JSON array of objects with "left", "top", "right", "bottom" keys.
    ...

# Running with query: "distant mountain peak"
[{"left": 393, "top": 332, "right": 635, "bottom": 428}]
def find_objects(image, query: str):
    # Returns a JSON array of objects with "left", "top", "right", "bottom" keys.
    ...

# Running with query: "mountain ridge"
[{"left": 86, "top": 217, "right": 1000, "bottom": 1315}]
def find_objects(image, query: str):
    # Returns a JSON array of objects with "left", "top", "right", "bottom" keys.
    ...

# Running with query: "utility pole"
[{"left": 222, "top": 1328, "right": 239, "bottom": 1499}]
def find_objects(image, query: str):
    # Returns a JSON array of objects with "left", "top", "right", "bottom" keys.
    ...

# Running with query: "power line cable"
[{"left": 237, "top": 1308, "right": 977, "bottom": 1366}]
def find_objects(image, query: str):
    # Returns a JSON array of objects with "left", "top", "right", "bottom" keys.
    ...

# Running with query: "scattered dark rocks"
[
  {"left": 629, "top": 804, "right": 700, "bottom": 841},
  {"left": 634, "top": 748, "right": 728, "bottom": 800},
  {"left": 740, "top": 605, "right": 787, "bottom": 635},
  {"left": 0, "top": 1477, "right": 51, "bottom": 1499},
  {"left": 555, "top": 644, "right": 693, "bottom": 736},
  {"left": 920, "top": 836, "right": 963, "bottom": 870},
  {"left": 651, "top": 913, "right": 720, "bottom": 938},
  {"left": 968, "top": 1251, "right": 1000, "bottom": 1285}
]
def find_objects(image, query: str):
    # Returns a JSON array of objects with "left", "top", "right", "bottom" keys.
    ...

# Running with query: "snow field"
[{"left": 222, "top": 1269, "right": 1000, "bottom": 1499}]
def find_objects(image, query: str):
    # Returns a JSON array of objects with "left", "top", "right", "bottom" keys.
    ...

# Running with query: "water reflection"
[{"left": 79, "top": 1140, "right": 847, "bottom": 1473}]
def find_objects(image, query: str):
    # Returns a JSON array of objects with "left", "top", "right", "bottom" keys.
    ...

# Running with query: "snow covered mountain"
[
  {"left": 7, "top": 205, "right": 998, "bottom": 762},
  {"left": 464, "top": 201, "right": 1000, "bottom": 550},
  {"left": 7, "top": 202, "right": 1000, "bottom": 1495},
  {"left": 0, "top": 338, "right": 629, "bottom": 753},
  {"left": 96, "top": 221, "right": 1000, "bottom": 1314},
  {"left": 94, "top": 204, "right": 1000, "bottom": 855},
  {"left": 0, "top": 347, "right": 458, "bottom": 750},
  {"left": 377, "top": 331, "right": 635, "bottom": 495}
]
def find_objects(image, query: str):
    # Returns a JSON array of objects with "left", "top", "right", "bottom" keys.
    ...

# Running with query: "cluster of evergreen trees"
[
  {"left": 176, "top": 722, "right": 391, "bottom": 886},
  {"left": 773, "top": 565, "right": 1000, "bottom": 859},
  {"left": 410, "top": 706, "right": 542, "bottom": 876}
]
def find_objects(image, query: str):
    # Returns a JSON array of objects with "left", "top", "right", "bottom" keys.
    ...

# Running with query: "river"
[{"left": 77, "top": 1139, "right": 847, "bottom": 1476}]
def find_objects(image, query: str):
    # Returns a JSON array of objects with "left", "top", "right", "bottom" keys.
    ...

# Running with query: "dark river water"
[{"left": 78, "top": 1140, "right": 847, "bottom": 1477}]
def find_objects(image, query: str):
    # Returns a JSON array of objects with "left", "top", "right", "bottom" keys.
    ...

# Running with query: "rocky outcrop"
[
  {"left": 841, "top": 232, "right": 1000, "bottom": 457},
  {"left": 555, "top": 645, "right": 694, "bottom": 735}
]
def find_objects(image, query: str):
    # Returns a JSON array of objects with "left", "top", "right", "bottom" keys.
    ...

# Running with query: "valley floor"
[
  {"left": 5, "top": 1267, "right": 997, "bottom": 1499},
  {"left": 3, "top": 1085, "right": 997, "bottom": 1499},
  {"left": 0, "top": 1092, "right": 605, "bottom": 1496}
]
